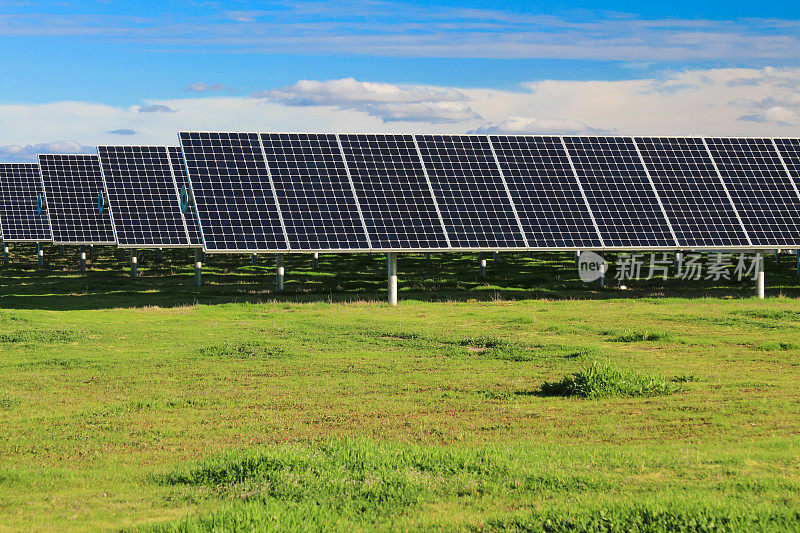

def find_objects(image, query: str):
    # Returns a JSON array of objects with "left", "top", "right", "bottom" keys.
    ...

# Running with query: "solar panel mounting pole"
[
  {"left": 3, "top": 244, "right": 7, "bottom": 265},
  {"left": 194, "top": 250, "right": 202, "bottom": 287},
  {"left": 479, "top": 253, "right": 487, "bottom": 279},
  {"left": 276, "top": 254, "right": 285, "bottom": 293},
  {"left": 757, "top": 251, "right": 765, "bottom": 299},
  {"left": 130, "top": 250, "right": 138, "bottom": 278},
  {"left": 387, "top": 252, "right": 398, "bottom": 306},
  {"left": 776, "top": 249, "right": 781, "bottom": 268},
  {"left": 37, "top": 243, "right": 43, "bottom": 269},
  {"left": 597, "top": 253, "right": 605, "bottom": 289},
  {"left": 251, "top": 254, "right": 257, "bottom": 266},
  {"left": 157, "top": 248, "right": 163, "bottom": 263},
  {"left": 312, "top": 252, "right": 319, "bottom": 270},
  {"left": 796, "top": 249, "right": 799, "bottom": 276},
  {"left": 80, "top": 246, "right": 86, "bottom": 273}
]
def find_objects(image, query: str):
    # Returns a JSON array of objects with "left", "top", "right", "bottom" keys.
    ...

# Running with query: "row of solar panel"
[{"left": 0, "top": 135, "right": 799, "bottom": 251}]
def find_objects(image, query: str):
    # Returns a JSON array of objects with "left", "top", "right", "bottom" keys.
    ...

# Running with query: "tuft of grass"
[
  {"left": 0, "top": 328, "right": 80, "bottom": 344},
  {"left": 539, "top": 361, "right": 681, "bottom": 399},
  {"left": 194, "top": 341, "right": 286, "bottom": 359},
  {"left": 754, "top": 341, "right": 798, "bottom": 351},
  {"left": 0, "top": 395, "right": 21, "bottom": 409},
  {"left": 607, "top": 330, "right": 672, "bottom": 343}
]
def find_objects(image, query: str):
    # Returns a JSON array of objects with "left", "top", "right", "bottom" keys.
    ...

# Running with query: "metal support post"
[
  {"left": 776, "top": 249, "right": 781, "bottom": 268},
  {"left": 757, "top": 252, "right": 765, "bottom": 299},
  {"left": 387, "top": 252, "right": 398, "bottom": 306},
  {"left": 37, "top": 243, "right": 43, "bottom": 269},
  {"left": 89, "top": 245, "right": 94, "bottom": 260},
  {"left": 479, "top": 253, "right": 487, "bottom": 279},
  {"left": 3, "top": 244, "right": 8, "bottom": 265},
  {"left": 194, "top": 250, "right": 202, "bottom": 287},
  {"left": 251, "top": 253, "right": 257, "bottom": 266},
  {"left": 130, "top": 250, "right": 138, "bottom": 278},
  {"left": 80, "top": 246, "right": 86, "bottom": 273},
  {"left": 312, "top": 252, "right": 319, "bottom": 270},
  {"left": 157, "top": 248, "right": 163, "bottom": 263},
  {"left": 597, "top": 253, "right": 605, "bottom": 289},
  {"left": 276, "top": 254, "right": 285, "bottom": 293}
]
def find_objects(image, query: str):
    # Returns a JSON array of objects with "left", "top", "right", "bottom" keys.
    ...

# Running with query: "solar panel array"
[
  {"left": 635, "top": 137, "right": 750, "bottom": 247},
  {"left": 705, "top": 138, "right": 800, "bottom": 247},
  {"left": 168, "top": 147, "right": 203, "bottom": 247},
  {"left": 98, "top": 146, "right": 191, "bottom": 248},
  {"left": 3, "top": 135, "right": 799, "bottom": 253},
  {"left": 38, "top": 154, "right": 115, "bottom": 245},
  {"left": 0, "top": 164, "right": 52, "bottom": 242}
]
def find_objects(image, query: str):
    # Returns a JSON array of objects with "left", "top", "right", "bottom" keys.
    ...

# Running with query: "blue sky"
[{"left": 1, "top": 0, "right": 799, "bottom": 159}]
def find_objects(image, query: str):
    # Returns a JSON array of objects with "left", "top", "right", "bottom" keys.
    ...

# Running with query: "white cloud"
[
  {"left": 472, "top": 116, "right": 608, "bottom": 135},
  {"left": 138, "top": 104, "right": 174, "bottom": 113},
  {"left": 256, "top": 78, "right": 479, "bottom": 123},
  {"left": 1, "top": 67, "right": 799, "bottom": 161},
  {"left": 184, "top": 82, "right": 226, "bottom": 92},
  {"left": 0, "top": 141, "right": 94, "bottom": 163},
  {"left": 106, "top": 129, "right": 138, "bottom": 135}
]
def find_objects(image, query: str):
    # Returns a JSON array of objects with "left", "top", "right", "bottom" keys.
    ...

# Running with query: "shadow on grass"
[{"left": 0, "top": 243, "right": 797, "bottom": 310}]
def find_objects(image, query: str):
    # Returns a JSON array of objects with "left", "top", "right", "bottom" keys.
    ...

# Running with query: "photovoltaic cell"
[
  {"left": 489, "top": 135, "right": 601, "bottom": 248},
  {"left": 705, "top": 138, "right": 800, "bottom": 246},
  {"left": 38, "top": 154, "right": 115, "bottom": 245},
  {"left": 339, "top": 134, "right": 449, "bottom": 249},
  {"left": 260, "top": 133, "right": 368, "bottom": 250},
  {"left": 773, "top": 138, "right": 800, "bottom": 177},
  {"left": 168, "top": 147, "right": 203, "bottom": 247},
  {"left": 415, "top": 135, "right": 526, "bottom": 249},
  {"left": 98, "top": 146, "right": 190, "bottom": 248},
  {"left": 562, "top": 136, "right": 676, "bottom": 248},
  {"left": 635, "top": 137, "right": 750, "bottom": 247},
  {"left": 179, "top": 132, "right": 288, "bottom": 252},
  {"left": 0, "top": 164, "right": 53, "bottom": 242}
]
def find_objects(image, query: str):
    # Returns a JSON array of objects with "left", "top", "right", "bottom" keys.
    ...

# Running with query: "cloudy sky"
[{"left": 1, "top": 0, "right": 799, "bottom": 161}]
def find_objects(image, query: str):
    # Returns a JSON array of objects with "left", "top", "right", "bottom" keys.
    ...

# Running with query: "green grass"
[{"left": 0, "top": 244, "right": 799, "bottom": 531}]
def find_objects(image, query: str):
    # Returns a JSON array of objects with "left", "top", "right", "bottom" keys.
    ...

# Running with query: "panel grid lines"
[
  {"left": 490, "top": 135, "right": 602, "bottom": 249},
  {"left": 98, "top": 146, "right": 192, "bottom": 248},
  {"left": 260, "top": 133, "right": 369, "bottom": 251},
  {"left": 562, "top": 136, "right": 676, "bottom": 248},
  {"left": 635, "top": 137, "right": 749, "bottom": 247},
  {"left": 415, "top": 134, "right": 526, "bottom": 249},
  {"left": 705, "top": 137, "right": 800, "bottom": 246},
  {"left": 486, "top": 140, "right": 530, "bottom": 248},
  {"left": 339, "top": 134, "right": 449, "bottom": 250},
  {"left": 179, "top": 132, "right": 288, "bottom": 252},
  {"left": 38, "top": 154, "right": 115, "bottom": 245},
  {"left": 0, "top": 164, "right": 53, "bottom": 242}
]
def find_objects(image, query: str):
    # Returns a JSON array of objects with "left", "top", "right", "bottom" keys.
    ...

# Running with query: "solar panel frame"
[
  {"left": 488, "top": 135, "right": 603, "bottom": 249},
  {"left": 97, "top": 145, "right": 193, "bottom": 249},
  {"left": 562, "top": 136, "right": 679, "bottom": 249},
  {"left": 178, "top": 131, "right": 290, "bottom": 253},
  {"left": 704, "top": 137, "right": 800, "bottom": 247},
  {"left": 633, "top": 136, "right": 751, "bottom": 248},
  {"left": 259, "top": 133, "right": 371, "bottom": 252},
  {"left": 0, "top": 164, "right": 53, "bottom": 242},
  {"left": 37, "top": 154, "right": 116, "bottom": 245},
  {"left": 168, "top": 146, "right": 204, "bottom": 248},
  {"left": 338, "top": 133, "right": 450, "bottom": 251},
  {"left": 415, "top": 134, "right": 528, "bottom": 250}
]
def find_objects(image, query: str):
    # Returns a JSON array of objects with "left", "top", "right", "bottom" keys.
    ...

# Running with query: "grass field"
[{"left": 1, "top": 244, "right": 799, "bottom": 531}]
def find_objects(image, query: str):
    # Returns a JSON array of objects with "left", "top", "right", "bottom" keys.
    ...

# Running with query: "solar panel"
[
  {"left": 562, "top": 136, "right": 677, "bottom": 248},
  {"left": 0, "top": 164, "right": 53, "bottom": 242},
  {"left": 168, "top": 147, "right": 203, "bottom": 247},
  {"left": 489, "top": 135, "right": 601, "bottom": 248},
  {"left": 38, "top": 154, "right": 115, "bottom": 245},
  {"left": 634, "top": 137, "right": 750, "bottom": 247},
  {"left": 179, "top": 132, "right": 288, "bottom": 252},
  {"left": 339, "top": 134, "right": 449, "bottom": 250},
  {"left": 260, "top": 133, "right": 369, "bottom": 251},
  {"left": 98, "top": 146, "right": 191, "bottom": 248},
  {"left": 705, "top": 138, "right": 800, "bottom": 246},
  {"left": 415, "top": 135, "right": 526, "bottom": 249}
]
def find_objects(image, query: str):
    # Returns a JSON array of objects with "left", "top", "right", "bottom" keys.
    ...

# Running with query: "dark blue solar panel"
[
  {"left": 562, "top": 136, "right": 676, "bottom": 248},
  {"left": 705, "top": 138, "right": 800, "bottom": 247},
  {"left": 415, "top": 135, "right": 526, "bottom": 249},
  {"left": 0, "top": 164, "right": 53, "bottom": 242},
  {"left": 339, "top": 134, "right": 449, "bottom": 250},
  {"left": 635, "top": 137, "right": 750, "bottom": 247},
  {"left": 260, "top": 133, "right": 368, "bottom": 250},
  {"left": 98, "top": 146, "right": 191, "bottom": 248},
  {"left": 38, "top": 154, "right": 115, "bottom": 245},
  {"left": 179, "top": 132, "right": 288, "bottom": 252},
  {"left": 168, "top": 147, "right": 203, "bottom": 247},
  {"left": 490, "top": 135, "right": 601, "bottom": 248},
  {"left": 773, "top": 138, "right": 800, "bottom": 177}
]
